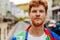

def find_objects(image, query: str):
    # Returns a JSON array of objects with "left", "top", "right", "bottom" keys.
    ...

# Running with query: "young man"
[{"left": 12, "top": 0, "right": 60, "bottom": 40}]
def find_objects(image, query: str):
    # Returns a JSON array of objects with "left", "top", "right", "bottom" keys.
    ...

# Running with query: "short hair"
[{"left": 29, "top": 0, "right": 48, "bottom": 13}]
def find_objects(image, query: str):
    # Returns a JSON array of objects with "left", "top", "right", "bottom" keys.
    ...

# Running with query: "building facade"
[
  {"left": 0, "top": 0, "right": 9, "bottom": 16},
  {"left": 52, "top": 0, "right": 60, "bottom": 21}
]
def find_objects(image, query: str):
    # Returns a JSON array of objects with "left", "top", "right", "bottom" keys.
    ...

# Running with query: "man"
[{"left": 12, "top": 0, "right": 60, "bottom": 40}]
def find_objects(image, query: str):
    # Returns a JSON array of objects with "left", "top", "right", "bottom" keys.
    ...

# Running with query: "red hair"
[{"left": 29, "top": 0, "right": 48, "bottom": 13}]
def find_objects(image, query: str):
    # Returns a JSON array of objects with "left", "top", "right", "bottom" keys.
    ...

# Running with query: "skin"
[{"left": 28, "top": 4, "right": 47, "bottom": 37}]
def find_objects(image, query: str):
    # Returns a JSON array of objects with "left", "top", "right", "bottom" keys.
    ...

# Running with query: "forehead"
[{"left": 31, "top": 5, "right": 45, "bottom": 11}]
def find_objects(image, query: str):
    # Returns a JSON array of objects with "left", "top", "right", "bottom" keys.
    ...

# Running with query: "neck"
[{"left": 29, "top": 24, "right": 44, "bottom": 37}]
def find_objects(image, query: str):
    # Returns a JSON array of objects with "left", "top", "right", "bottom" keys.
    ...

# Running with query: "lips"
[
  {"left": 35, "top": 17, "right": 41, "bottom": 19},
  {"left": 35, "top": 18, "right": 41, "bottom": 20}
]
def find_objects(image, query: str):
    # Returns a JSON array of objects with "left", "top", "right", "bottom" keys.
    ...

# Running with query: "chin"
[
  {"left": 32, "top": 20, "right": 44, "bottom": 27},
  {"left": 35, "top": 23, "right": 42, "bottom": 26}
]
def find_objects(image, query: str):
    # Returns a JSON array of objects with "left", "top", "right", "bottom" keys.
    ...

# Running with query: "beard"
[{"left": 31, "top": 19, "right": 45, "bottom": 27}]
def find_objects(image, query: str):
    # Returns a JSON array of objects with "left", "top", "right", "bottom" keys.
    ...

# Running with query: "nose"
[{"left": 36, "top": 11, "right": 40, "bottom": 17}]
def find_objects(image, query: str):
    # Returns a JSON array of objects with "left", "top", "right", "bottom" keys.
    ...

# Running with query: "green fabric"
[
  {"left": 46, "top": 36, "right": 50, "bottom": 40},
  {"left": 14, "top": 31, "right": 50, "bottom": 40},
  {"left": 15, "top": 31, "right": 26, "bottom": 40}
]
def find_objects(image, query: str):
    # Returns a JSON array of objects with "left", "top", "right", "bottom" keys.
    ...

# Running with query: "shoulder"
[
  {"left": 11, "top": 30, "right": 26, "bottom": 40},
  {"left": 50, "top": 31, "right": 60, "bottom": 40},
  {"left": 44, "top": 28, "right": 60, "bottom": 40}
]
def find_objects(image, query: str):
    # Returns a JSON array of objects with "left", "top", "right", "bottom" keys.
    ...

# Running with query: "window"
[{"left": 52, "top": 0, "right": 59, "bottom": 6}]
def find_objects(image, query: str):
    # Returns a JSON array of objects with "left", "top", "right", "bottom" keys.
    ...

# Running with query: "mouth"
[{"left": 35, "top": 18, "right": 41, "bottom": 20}]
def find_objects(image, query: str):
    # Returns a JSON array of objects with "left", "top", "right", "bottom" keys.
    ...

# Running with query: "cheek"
[
  {"left": 41, "top": 13, "right": 46, "bottom": 17},
  {"left": 30, "top": 13, "right": 35, "bottom": 19},
  {"left": 41, "top": 14, "right": 46, "bottom": 20}
]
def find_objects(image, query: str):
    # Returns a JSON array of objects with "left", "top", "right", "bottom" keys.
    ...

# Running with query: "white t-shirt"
[{"left": 28, "top": 32, "right": 47, "bottom": 40}]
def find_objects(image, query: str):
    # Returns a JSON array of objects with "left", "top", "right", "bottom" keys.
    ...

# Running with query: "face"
[{"left": 29, "top": 5, "right": 47, "bottom": 27}]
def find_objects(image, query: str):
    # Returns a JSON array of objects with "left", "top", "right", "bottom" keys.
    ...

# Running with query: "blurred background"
[{"left": 0, "top": 0, "right": 60, "bottom": 40}]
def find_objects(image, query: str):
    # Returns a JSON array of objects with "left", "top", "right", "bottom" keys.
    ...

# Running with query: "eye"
[
  {"left": 39, "top": 10, "right": 44, "bottom": 13},
  {"left": 32, "top": 10, "right": 37, "bottom": 13}
]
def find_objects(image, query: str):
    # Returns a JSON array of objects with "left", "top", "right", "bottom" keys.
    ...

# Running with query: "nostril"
[
  {"left": 36, "top": 14, "right": 40, "bottom": 16},
  {"left": 36, "top": 15, "right": 40, "bottom": 17}
]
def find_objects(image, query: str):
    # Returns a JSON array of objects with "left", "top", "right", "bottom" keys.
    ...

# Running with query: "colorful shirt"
[{"left": 12, "top": 25, "right": 60, "bottom": 40}]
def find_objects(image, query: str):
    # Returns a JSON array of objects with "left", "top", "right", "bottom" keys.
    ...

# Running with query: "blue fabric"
[
  {"left": 12, "top": 37, "right": 16, "bottom": 40},
  {"left": 50, "top": 31, "right": 60, "bottom": 40},
  {"left": 25, "top": 31, "right": 28, "bottom": 40}
]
